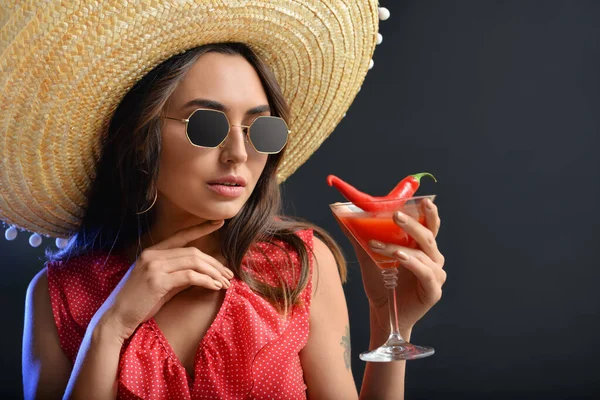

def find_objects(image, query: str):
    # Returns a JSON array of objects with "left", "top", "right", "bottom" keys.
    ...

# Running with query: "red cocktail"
[{"left": 339, "top": 211, "right": 426, "bottom": 267}]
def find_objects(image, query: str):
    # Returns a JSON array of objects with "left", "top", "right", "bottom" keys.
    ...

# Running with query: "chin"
[{"left": 202, "top": 199, "right": 247, "bottom": 220}]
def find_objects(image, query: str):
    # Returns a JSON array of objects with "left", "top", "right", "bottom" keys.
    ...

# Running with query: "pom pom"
[
  {"left": 5, "top": 226, "right": 17, "bottom": 241},
  {"left": 343, "top": 113, "right": 347, "bottom": 118},
  {"left": 379, "top": 7, "right": 390, "bottom": 21},
  {"left": 368, "top": 59, "right": 374, "bottom": 70},
  {"left": 377, "top": 33, "right": 383, "bottom": 45},
  {"left": 55, "top": 238, "right": 69, "bottom": 249},
  {"left": 29, "top": 233, "right": 42, "bottom": 248}
]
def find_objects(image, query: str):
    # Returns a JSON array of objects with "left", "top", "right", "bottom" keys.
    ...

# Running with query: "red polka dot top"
[{"left": 47, "top": 228, "right": 314, "bottom": 399}]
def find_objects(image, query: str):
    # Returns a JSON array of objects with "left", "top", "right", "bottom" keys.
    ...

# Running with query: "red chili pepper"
[
  {"left": 327, "top": 172, "right": 436, "bottom": 212},
  {"left": 386, "top": 172, "right": 437, "bottom": 198}
]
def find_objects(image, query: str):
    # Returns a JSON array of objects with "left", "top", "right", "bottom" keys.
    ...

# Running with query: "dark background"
[{"left": 2, "top": 1, "right": 599, "bottom": 398}]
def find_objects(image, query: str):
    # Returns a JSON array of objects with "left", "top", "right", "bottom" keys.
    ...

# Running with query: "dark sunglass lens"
[
  {"left": 187, "top": 110, "right": 229, "bottom": 147},
  {"left": 249, "top": 117, "right": 289, "bottom": 153}
]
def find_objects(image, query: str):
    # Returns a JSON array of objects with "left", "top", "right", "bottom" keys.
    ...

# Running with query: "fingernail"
[
  {"left": 211, "top": 220, "right": 223, "bottom": 225},
  {"left": 224, "top": 269, "right": 234, "bottom": 279},
  {"left": 426, "top": 199, "right": 435, "bottom": 210},
  {"left": 223, "top": 279, "right": 231, "bottom": 288},
  {"left": 213, "top": 280, "right": 223, "bottom": 288},
  {"left": 395, "top": 212, "right": 408, "bottom": 224},
  {"left": 369, "top": 240, "right": 385, "bottom": 249},
  {"left": 395, "top": 251, "right": 410, "bottom": 262}
]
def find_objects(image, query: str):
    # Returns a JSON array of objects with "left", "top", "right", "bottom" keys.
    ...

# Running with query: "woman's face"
[{"left": 157, "top": 52, "right": 270, "bottom": 223}]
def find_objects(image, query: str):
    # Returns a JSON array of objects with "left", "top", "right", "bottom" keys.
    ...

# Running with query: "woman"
[{"left": 5, "top": 1, "right": 446, "bottom": 399}]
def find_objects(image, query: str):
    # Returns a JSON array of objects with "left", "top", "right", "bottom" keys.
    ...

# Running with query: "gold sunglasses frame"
[{"left": 161, "top": 108, "right": 291, "bottom": 155}]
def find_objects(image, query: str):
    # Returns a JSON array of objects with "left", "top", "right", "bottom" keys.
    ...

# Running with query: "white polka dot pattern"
[{"left": 46, "top": 229, "right": 314, "bottom": 399}]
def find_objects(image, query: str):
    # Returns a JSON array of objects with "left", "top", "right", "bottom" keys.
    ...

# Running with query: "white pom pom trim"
[
  {"left": 368, "top": 59, "right": 374, "bottom": 70},
  {"left": 379, "top": 7, "right": 391, "bottom": 21},
  {"left": 56, "top": 238, "right": 69, "bottom": 249},
  {"left": 377, "top": 33, "right": 383, "bottom": 45},
  {"left": 5, "top": 226, "right": 17, "bottom": 241},
  {"left": 29, "top": 233, "right": 42, "bottom": 248}
]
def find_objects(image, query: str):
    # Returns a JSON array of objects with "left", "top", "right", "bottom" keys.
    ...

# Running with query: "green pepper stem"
[{"left": 412, "top": 172, "right": 437, "bottom": 183}]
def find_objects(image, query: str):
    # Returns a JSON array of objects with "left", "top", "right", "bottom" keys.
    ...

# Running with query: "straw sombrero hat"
[{"left": 0, "top": 1, "right": 390, "bottom": 246}]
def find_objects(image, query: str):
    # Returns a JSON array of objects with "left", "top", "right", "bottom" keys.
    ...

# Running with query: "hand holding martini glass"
[{"left": 328, "top": 173, "right": 440, "bottom": 362}]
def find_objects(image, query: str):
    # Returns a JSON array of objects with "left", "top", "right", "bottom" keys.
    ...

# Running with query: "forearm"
[
  {"left": 63, "top": 312, "right": 125, "bottom": 400},
  {"left": 359, "top": 306, "right": 411, "bottom": 400}
]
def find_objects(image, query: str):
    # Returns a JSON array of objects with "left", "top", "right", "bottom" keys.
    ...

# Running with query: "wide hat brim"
[{"left": 0, "top": 0, "right": 379, "bottom": 238}]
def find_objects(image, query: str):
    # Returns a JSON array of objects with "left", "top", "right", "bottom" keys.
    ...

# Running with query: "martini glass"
[{"left": 330, "top": 195, "right": 436, "bottom": 361}]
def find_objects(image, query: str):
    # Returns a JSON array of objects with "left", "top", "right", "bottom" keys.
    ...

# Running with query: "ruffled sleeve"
[
  {"left": 242, "top": 228, "right": 314, "bottom": 299},
  {"left": 46, "top": 251, "right": 131, "bottom": 363}
]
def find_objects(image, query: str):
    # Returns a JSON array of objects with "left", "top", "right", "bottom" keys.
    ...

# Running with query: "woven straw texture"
[{"left": 0, "top": 0, "right": 378, "bottom": 238}]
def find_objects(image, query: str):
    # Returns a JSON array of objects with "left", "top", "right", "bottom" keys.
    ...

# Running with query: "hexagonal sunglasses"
[{"left": 161, "top": 108, "right": 290, "bottom": 154}]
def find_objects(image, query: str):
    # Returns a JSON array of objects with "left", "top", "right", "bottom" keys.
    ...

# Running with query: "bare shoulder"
[
  {"left": 26, "top": 267, "right": 50, "bottom": 311},
  {"left": 310, "top": 235, "right": 342, "bottom": 296},
  {"left": 311, "top": 235, "right": 337, "bottom": 265},
  {"left": 25, "top": 266, "right": 59, "bottom": 326},
  {"left": 23, "top": 267, "right": 72, "bottom": 399}
]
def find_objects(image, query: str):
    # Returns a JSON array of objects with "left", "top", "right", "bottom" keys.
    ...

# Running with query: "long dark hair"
[{"left": 46, "top": 43, "right": 347, "bottom": 313}]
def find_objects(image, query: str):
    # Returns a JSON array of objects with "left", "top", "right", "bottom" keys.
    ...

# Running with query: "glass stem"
[{"left": 382, "top": 268, "right": 405, "bottom": 342}]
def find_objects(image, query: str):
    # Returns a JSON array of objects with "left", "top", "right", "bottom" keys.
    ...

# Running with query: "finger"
[
  {"left": 392, "top": 211, "right": 444, "bottom": 266},
  {"left": 193, "top": 250, "right": 235, "bottom": 280},
  {"left": 393, "top": 250, "right": 444, "bottom": 303},
  {"left": 150, "top": 257, "right": 230, "bottom": 288},
  {"left": 176, "top": 254, "right": 231, "bottom": 287},
  {"left": 369, "top": 242, "right": 445, "bottom": 270},
  {"left": 149, "top": 220, "right": 225, "bottom": 251},
  {"left": 147, "top": 247, "right": 235, "bottom": 279},
  {"left": 166, "top": 270, "right": 224, "bottom": 291},
  {"left": 422, "top": 198, "right": 441, "bottom": 238}
]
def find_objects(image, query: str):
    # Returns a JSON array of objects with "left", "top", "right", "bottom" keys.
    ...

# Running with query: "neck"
[{"left": 122, "top": 198, "right": 223, "bottom": 265}]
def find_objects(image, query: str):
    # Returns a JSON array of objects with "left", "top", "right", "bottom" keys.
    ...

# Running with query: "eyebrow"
[{"left": 181, "top": 98, "right": 270, "bottom": 115}]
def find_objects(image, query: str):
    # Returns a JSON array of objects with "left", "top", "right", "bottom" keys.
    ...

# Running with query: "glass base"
[{"left": 359, "top": 333, "right": 435, "bottom": 362}]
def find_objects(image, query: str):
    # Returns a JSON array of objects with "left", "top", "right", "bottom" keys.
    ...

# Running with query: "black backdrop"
[{"left": 2, "top": 1, "right": 599, "bottom": 398}]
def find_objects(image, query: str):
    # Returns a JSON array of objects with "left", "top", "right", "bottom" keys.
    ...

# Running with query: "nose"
[{"left": 219, "top": 124, "right": 249, "bottom": 165}]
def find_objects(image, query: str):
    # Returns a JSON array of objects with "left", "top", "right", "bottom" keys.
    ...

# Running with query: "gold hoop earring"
[{"left": 136, "top": 189, "right": 158, "bottom": 215}]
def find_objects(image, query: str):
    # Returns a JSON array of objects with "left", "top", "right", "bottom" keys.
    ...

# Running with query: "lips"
[
  {"left": 206, "top": 183, "right": 245, "bottom": 197},
  {"left": 206, "top": 175, "right": 247, "bottom": 198},
  {"left": 207, "top": 175, "right": 247, "bottom": 187}
]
